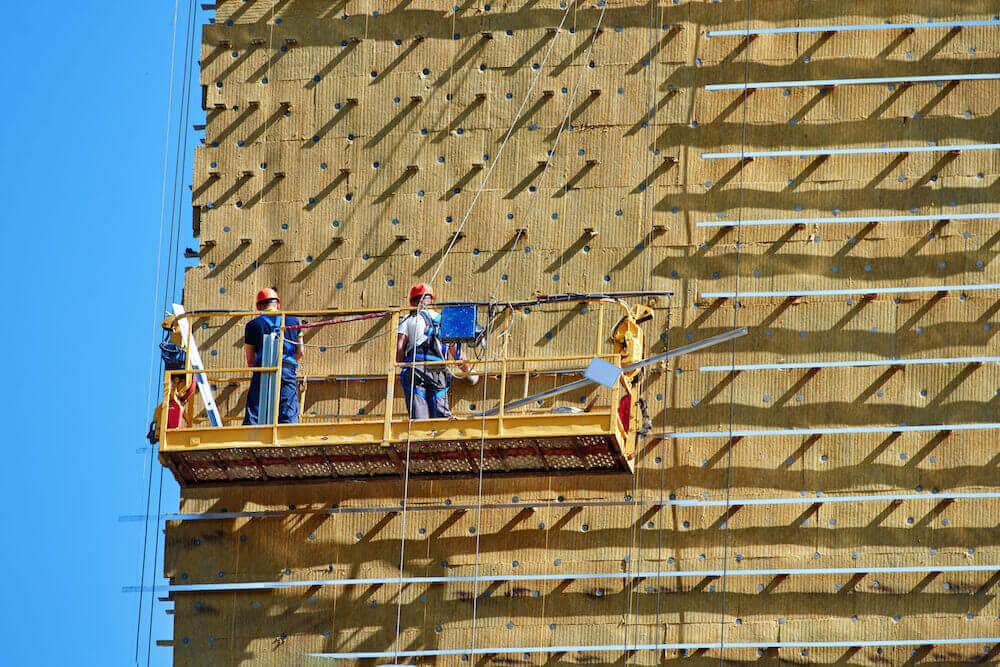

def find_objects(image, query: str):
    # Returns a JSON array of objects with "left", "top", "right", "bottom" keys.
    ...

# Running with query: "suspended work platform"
[
  {"left": 153, "top": 294, "right": 686, "bottom": 487},
  {"left": 160, "top": 408, "right": 632, "bottom": 485}
]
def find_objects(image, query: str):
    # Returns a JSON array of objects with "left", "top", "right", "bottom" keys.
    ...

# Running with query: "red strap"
[{"left": 282, "top": 311, "right": 388, "bottom": 331}]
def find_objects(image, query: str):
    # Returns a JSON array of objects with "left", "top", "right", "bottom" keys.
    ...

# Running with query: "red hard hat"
[
  {"left": 256, "top": 288, "right": 280, "bottom": 306},
  {"left": 409, "top": 283, "right": 434, "bottom": 305}
]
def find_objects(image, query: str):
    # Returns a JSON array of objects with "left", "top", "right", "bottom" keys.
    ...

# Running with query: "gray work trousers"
[{"left": 400, "top": 368, "right": 452, "bottom": 419}]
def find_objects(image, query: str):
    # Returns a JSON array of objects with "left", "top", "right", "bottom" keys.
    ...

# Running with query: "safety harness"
[{"left": 405, "top": 310, "right": 447, "bottom": 362}]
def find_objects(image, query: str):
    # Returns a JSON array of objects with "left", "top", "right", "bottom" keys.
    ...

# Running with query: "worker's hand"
[{"left": 466, "top": 373, "right": 480, "bottom": 386}]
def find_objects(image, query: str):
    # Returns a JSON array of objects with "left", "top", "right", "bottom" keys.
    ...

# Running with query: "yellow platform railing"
[{"left": 158, "top": 304, "right": 639, "bottom": 465}]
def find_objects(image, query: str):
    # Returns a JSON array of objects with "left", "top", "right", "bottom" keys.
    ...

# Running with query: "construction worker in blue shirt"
[
  {"left": 395, "top": 283, "right": 477, "bottom": 419},
  {"left": 243, "top": 288, "right": 303, "bottom": 425}
]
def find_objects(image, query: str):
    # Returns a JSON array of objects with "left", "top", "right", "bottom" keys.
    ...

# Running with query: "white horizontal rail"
[
  {"left": 672, "top": 491, "right": 997, "bottom": 506},
  {"left": 707, "top": 19, "right": 1000, "bottom": 38},
  {"left": 119, "top": 490, "right": 1000, "bottom": 523},
  {"left": 667, "top": 423, "right": 1000, "bottom": 439},
  {"left": 701, "top": 283, "right": 1000, "bottom": 299},
  {"left": 700, "top": 356, "right": 1000, "bottom": 372},
  {"left": 311, "top": 637, "right": 1000, "bottom": 659},
  {"left": 702, "top": 143, "right": 1000, "bottom": 159},
  {"left": 125, "top": 564, "right": 1000, "bottom": 594},
  {"left": 697, "top": 212, "right": 1000, "bottom": 228},
  {"left": 706, "top": 73, "right": 1000, "bottom": 91}
]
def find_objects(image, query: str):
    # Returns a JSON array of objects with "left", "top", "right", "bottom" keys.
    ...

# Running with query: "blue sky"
[{"left": 0, "top": 2, "right": 200, "bottom": 664}]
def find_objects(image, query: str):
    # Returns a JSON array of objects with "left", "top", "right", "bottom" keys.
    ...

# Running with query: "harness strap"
[{"left": 405, "top": 310, "right": 446, "bottom": 361}]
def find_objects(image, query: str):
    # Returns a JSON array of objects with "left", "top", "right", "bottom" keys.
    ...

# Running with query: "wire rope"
[
  {"left": 165, "top": 0, "right": 198, "bottom": 307},
  {"left": 144, "top": 2, "right": 198, "bottom": 664},
  {"left": 460, "top": 4, "right": 611, "bottom": 658},
  {"left": 622, "top": 398, "right": 643, "bottom": 659},
  {"left": 464, "top": 305, "right": 497, "bottom": 661},
  {"left": 467, "top": 5, "right": 611, "bottom": 658},
  {"left": 645, "top": 5, "right": 670, "bottom": 663},
  {"left": 623, "top": 1, "right": 663, "bottom": 658},
  {"left": 387, "top": 17, "right": 426, "bottom": 656},
  {"left": 392, "top": 306, "right": 442, "bottom": 661},
  {"left": 394, "top": 4, "right": 578, "bottom": 656},
  {"left": 718, "top": 2, "right": 754, "bottom": 662},
  {"left": 427, "top": 3, "right": 576, "bottom": 288},
  {"left": 134, "top": 0, "right": 182, "bottom": 661},
  {"left": 652, "top": 303, "right": 671, "bottom": 660},
  {"left": 490, "top": 2, "right": 608, "bottom": 304}
]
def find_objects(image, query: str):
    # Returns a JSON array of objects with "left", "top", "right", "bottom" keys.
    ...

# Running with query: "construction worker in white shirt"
[{"left": 395, "top": 283, "right": 477, "bottom": 419}]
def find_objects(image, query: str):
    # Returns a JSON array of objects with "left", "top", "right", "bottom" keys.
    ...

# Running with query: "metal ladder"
[{"left": 256, "top": 330, "right": 281, "bottom": 425}]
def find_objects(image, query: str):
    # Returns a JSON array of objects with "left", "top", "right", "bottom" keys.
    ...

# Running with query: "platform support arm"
[{"left": 477, "top": 327, "right": 748, "bottom": 416}]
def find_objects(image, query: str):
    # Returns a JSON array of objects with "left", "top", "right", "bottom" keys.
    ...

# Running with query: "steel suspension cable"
[
  {"left": 392, "top": 308, "right": 436, "bottom": 661},
  {"left": 403, "top": 7, "right": 589, "bottom": 655},
  {"left": 468, "top": 7, "right": 611, "bottom": 656},
  {"left": 653, "top": 303, "right": 671, "bottom": 657},
  {"left": 145, "top": 2, "right": 199, "bottom": 664},
  {"left": 428, "top": 2, "right": 576, "bottom": 288},
  {"left": 646, "top": 5, "right": 670, "bottom": 662},
  {"left": 403, "top": 5, "right": 579, "bottom": 652},
  {"left": 389, "top": 13, "right": 429, "bottom": 655},
  {"left": 491, "top": 2, "right": 609, "bottom": 304},
  {"left": 135, "top": 0, "right": 182, "bottom": 661},
  {"left": 464, "top": 306, "right": 498, "bottom": 661},
  {"left": 718, "top": 1, "right": 754, "bottom": 662},
  {"left": 624, "top": 2, "right": 663, "bottom": 658}
]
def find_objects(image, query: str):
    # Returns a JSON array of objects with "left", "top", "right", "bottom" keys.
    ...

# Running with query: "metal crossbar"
[
  {"left": 702, "top": 143, "right": 1000, "bottom": 159},
  {"left": 706, "top": 73, "right": 1000, "bottom": 91},
  {"left": 701, "top": 283, "right": 1000, "bottom": 299},
  {"left": 700, "top": 356, "right": 1000, "bottom": 372},
  {"left": 478, "top": 328, "right": 747, "bottom": 416},
  {"left": 697, "top": 212, "right": 1000, "bottom": 228},
  {"left": 308, "top": 637, "right": 1000, "bottom": 660},
  {"left": 707, "top": 19, "right": 1000, "bottom": 37},
  {"left": 120, "top": 490, "right": 1000, "bottom": 523},
  {"left": 125, "top": 564, "right": 1000, "bottom": 594},
  {"left": 666, "top": 423, "right": 1000, "bottom": 439}
]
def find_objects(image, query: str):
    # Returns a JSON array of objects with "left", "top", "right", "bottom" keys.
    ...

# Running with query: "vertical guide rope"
[
  {"left": 653, "top": 303, "right": 671, "bottom": 658},
  {"left": 647, "top": 2, "right": 670, "bottom": 662},
  {"left": 166, "top": 0, "right": 198, "bottom": 305},
  {"left": 469, "top": 5, "right": 610, "bottom": 656},
  {"left": 428, "top": 3, "right": 576, "bottom": 288},
  {"left": 145, "top": 1, "right": 199, "bottom": 665},
  {"left": 135, "top": 0, "right": 182, "bottom": 661},
  {"left": 624, "top": 0, "right": 663, "bottom": 658},
  {"left": 395, "top": 5, "right": 576, "bottom": 658},
  {"left": 718, "top": 1, "right": 754, "bottom": 663},
  {"left": 391, "top": 323, "right": 422, "bottom": 662},
  {"left": 464, "top": 306, "right": 497, "bottom": 660},
  {"left": 492, "top": 2, "right": 608, "bottom": 303},
  {"left": 470, "top": 4, "right": 581, "bottom": 656},
  {"left": 394, "top": 6, "right": 575, "bottom": 656},
  {"left": 638, "top": 1, "right": 659, "bottom": 295}
]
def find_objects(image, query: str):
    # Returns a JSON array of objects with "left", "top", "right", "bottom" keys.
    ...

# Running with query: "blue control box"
[{"left": 439, "top": 305, "right": 478, "bottom": 341}]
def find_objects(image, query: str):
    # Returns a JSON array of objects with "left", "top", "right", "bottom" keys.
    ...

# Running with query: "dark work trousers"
[
  {"left": 400, "top": 367, "right": 452, "bottom": 419},
  {"left": 244, "top": 365, "right": 300, "bottom": 425}
]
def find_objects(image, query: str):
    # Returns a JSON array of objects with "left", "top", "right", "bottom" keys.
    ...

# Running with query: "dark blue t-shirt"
[{"left": 245, "top": 314, "right": 301, "bottom": 368}]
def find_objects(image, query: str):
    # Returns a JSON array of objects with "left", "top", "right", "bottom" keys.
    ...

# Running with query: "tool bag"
[{"left": 159, "top": 342, "right": 187, "bottom": 371}]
